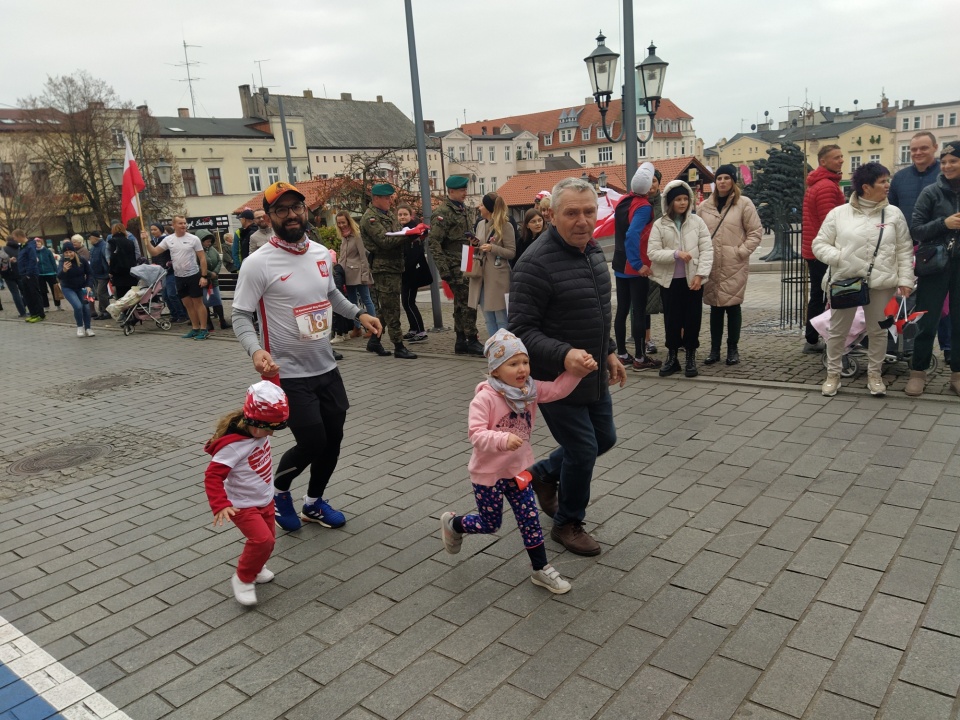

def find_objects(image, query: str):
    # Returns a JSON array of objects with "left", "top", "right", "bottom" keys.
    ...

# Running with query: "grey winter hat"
[{"left": 631, "top": 162, "right": 656, "bottom": 195}]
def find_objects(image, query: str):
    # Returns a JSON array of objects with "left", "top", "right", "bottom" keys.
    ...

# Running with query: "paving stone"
[
  {"left": 756, "top": 571, "right": 824, "bottom": 620},
  {"left": 653, "top": 527, "right": 715, "bottom": 564},
  {"left": 674, "top": 656, "right": 761, "bottom": 720},
  {"left": 707, "top": 521, "right": 764, "bottom": 558},
  {"left": 899, "top": 525, "right": 955, "bottom": 565},
  {"left": 596, "top": 666, "right": 687, "bottom": 720},
  {"left": 856, "top": 594, "right": 924, "bottom": 650},
  {"left": 813, "top": 509, "right": 868, "bottom": 544},
  {"left": 922, "top": 585, "right": 960, "bottom": 638},
  {"left": 737, "top": 496, "right": 792, "bottom": 528},
  {"left": 788, "top": 601, "right": 860, "bottom": 660},
  {"left": 228, "top": 635, "right": 326, "bottom": 695},
  {"left": 728, "top": 545, "right": 792, "bottom": 584},
  {"left": 694, "top": 578, "right": 764, "bottom": 628},
  {"left": 865, "top": 504, "right": 919, "bottom": 538},
  {"left": 788, "top": 538, "right": 847, "bottom": 579},
  {"left": 720, "top": 610, "right": 794, "bottom": 669},
  {"left": 899, "top": 628, "right": 960, "bottom": 696},
  {"left": 286, "top": 662, "right": 390, "bottom": 720},
  {"left": 360, "top": 652, "right": 460, "bottom": 720},
  {"left": 806, "top": 692, "right": 876, "bottom": 720},
  {"left": 649, "top": 618, "right": 729, "bottom": 680},
  {"left": 759, "top": 516, "right": 816, "bottom": 552},
  {"left": 526, "top": 675, "right": 614, "bottom": 720},
  {"left": 825, "top": 638, "right": 902, "bottom": 707},
  {"left": 298, "top": 625, "right": 393, "bottom": 686},
  {"left": 671, "top": 551, "right": 737, "bottom": 594},
  {"left": 917, "top": 499, "right": 960, "bottom": 532},
  {"left": 579, "top": 626, "right": 662, "bottom": 690},
  {"left": 750, "top": 647, "right": 832, "bottom": 718},
  {"left": 436, "top": 607, "right": 519, "bottom": 664},
  {"left": 731, "top": 703, "right": 793, "bottom": 720},
  {"left": 844, "top": 532, "right": 902, "bottom": 572},
  {"left": 434, "top": 642, "right": 527, "bottom": 711},
  {"left": 508, "top": 633, "right": 597, "bottom": 700},
  {"left": 630, "top": 585, "right": 704, "bottom": 637},
  {"left": 157, "top": 644, "right": 260, "bottom": 707},
  {"left": 878, "top": 557, "right": 941, "bottom": 603},
  {"left": 816, "top": 563, "right": 883, "bottom": 611},
  {"left": 878, "top": 681, "right": 955, "bottom": 720}
]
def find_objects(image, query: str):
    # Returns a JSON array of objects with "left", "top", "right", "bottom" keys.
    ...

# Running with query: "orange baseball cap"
[{"left": 263, "top": 181, "right": 305, "bottom": 212}]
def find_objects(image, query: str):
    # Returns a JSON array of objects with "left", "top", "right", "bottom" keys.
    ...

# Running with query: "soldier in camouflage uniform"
[
  {"left": 428, "top": 175, "right": 484, "bottom": 355},
  {"left": 360, "top": 183, "right": 417, "bottom": 360}
]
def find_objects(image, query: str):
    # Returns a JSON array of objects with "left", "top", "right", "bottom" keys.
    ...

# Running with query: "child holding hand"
[
  {"left": 440, "top": 329, "right": 584, "bottom": 594},
  {"left": 204, "top": 381, "right": 290, "bottom": 606}
]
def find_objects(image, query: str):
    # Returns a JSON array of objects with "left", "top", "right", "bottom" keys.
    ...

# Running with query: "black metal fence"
[{"left": 780, "top": 224, "right": 806, "bottom": 329}]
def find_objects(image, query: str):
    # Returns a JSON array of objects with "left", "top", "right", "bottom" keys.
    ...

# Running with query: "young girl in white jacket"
[{"left": 647, "top": 180, "right": 714, "bottom": 378}]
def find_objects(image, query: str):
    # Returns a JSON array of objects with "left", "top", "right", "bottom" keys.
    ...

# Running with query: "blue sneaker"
[
  {"left": 301, "top": 497, "right": 346, "bottom": 528},
  {"left": 274, "top": 491, "right": 302, "bottom": 531}
]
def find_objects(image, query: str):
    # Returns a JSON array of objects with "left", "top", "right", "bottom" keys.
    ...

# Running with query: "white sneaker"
[
  {"left": 866, "top": 374, "right": 886, "bottom": 396},
  {"left": 231, "top": 573, "right": 258, "bottom": 606},
  {"left": 84, "top": 328, "right": 96, "bottom": 337},
  {"left": 76, "top": 327, "right": 85, "bottom": 337},
  {"left": 821, "top": 373, "right": 841, "bottom": 397},
  {"left": 531, "top": 564, "right": 571, "bottom": 594},
  {"left": 330, "top": 335, "right": 343, "bottom": 344},
  {"left": 440, "top": 512, "right": 463, "bottom": 554},
  {"left": 255, "top": 567, "right": 274, "bottom": 583}
]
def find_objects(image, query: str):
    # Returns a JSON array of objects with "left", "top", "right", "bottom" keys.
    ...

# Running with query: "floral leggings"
[{"left": 461, "top": 479, "right": 545, "bottom": 551}]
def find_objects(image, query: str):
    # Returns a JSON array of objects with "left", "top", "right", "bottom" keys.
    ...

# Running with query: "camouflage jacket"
[
  {"left": 428, "top": 198, "right": 471, "bottom": 277},
  {"left": 359, "top": 205, "right": 403, "bottom": 274}
]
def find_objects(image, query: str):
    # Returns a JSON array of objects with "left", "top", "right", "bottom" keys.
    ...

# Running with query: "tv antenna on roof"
[
  {"left": 172, "top": 40, "right": 203, "bottom": 117},
  {"left": 254, "top": 59, "right": 270, "bottom": 91}
]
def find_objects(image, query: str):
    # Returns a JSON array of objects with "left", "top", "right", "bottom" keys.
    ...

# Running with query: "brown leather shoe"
[
  {"left": 349, "top": 328, "right": 362, "bottom": 339},
  {"left": 530, "top": 469, "right": 558, "bottom": 517},
  {"left": 551, "top": 521, "right": 601, "bottom": 556},
  {"left": 904, "top": 370, "right": 926, "bottom": 397},
  {"left": 950, "top": 372, "right": 960, "bottom": 397}
]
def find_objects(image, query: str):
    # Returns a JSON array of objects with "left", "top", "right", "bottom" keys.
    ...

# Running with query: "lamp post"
[
  {"left": 584, "top": 26, "right": 668, "bottom": 175},
  {"left": 260, "top": 87, "right": 296, "bottom": 183}
]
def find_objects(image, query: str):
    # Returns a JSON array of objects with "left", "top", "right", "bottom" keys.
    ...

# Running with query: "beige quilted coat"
[{"left": 697, "top": 194, "right": 763, "bottom": 307}]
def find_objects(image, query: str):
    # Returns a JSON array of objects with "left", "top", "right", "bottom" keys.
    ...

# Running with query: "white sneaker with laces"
[
  {"left": 76, "top": 327, "right": 85, "bottom": 337},
  {"left": 867, "top": 374, "right": 886, "bottom": 396},
  {"left": 255, "top": 567, "right": 275, "bottom": 583},
  {"left": 84, "top": 328, "right": 96, "bottom": 337},
  {"left": 440, "top": 512, "right": 463, "bottom": 554},
  {"left": 531, "top": 564, "right": 572, "bottom": 594},
  {"left": 821, "top": 373, "right": 841, "bottom": 397},
  {"left": 231, "top": 573, "right": 258, "bottom": 605}
]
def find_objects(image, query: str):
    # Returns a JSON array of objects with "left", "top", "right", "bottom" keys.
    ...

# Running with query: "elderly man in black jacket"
[{"left": 508, "top": 177, "right": 626, "bottom": 557}]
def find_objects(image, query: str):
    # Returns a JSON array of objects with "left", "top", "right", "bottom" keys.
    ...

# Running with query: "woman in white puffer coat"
[{"left": 813, "top": 162, "right": 915, "bottom": 398}]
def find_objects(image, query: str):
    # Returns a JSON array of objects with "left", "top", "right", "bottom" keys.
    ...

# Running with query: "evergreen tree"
[{"left": 743, "top": 141, "right": 806, "bottom": 261}]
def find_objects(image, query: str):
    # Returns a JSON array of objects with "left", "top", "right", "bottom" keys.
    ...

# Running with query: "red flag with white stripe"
[
  {"left": 460, "top": 244, "right": 475, "bottom": 273},
  {"left": 120, "top": 136, "right": 146, "bottom": 225}
]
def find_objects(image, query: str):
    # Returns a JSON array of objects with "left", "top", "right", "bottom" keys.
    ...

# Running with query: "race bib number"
[{"left": 293, "top": 300, "right": 331, "bottom": 341}]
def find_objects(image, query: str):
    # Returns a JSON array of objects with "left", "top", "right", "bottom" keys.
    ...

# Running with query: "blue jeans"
[
  {"left": 60, "top": 286, "right": 92, "bottom": 329},
  {"left": 533, "top": 392, "right": 617, "bottom": 526},
  {"left": 164, "top": 273, "right": 188, "bottom": 320},
  {"left": 5, "top": 277, "right": 26, "bottom": 316},
  {"left": 478, "top": 287, "right": 508, "bottom": 335},
  {"left": 345, "top": 285, "right": 376, "bottom": 328}
]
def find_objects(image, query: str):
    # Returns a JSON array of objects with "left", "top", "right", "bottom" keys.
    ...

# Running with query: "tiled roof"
[
  {"left": 496, "top": 156, "right": 713, "bottom": 207},
  {"left": 0, "top": 107, "right": 70, "bottom": 131},
  {"left": 153, "top": 116, "right": 274, "bottom": 139}
]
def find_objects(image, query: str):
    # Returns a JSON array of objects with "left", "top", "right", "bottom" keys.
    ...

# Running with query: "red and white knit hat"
[{"left": 242, "top": 380, "right": 290, "bottom": 427}]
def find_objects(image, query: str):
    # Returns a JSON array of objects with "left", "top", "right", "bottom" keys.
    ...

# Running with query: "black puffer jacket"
[
  {"left": 508, "top": 225, "right": 613, "bottom": 405},
  {"left": 911, "top": 173, "right": 960, "bottom": 244}
]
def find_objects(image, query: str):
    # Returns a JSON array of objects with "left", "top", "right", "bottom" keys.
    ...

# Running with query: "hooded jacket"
[
  {"left": 203, "top": 429, "right": 272, "bottom": 514},
  {"left": 698, "top": 191, "right": 763, "bottom": 306},
  {"left": 812, "top": 194, "right": 914, "bottom": 292},
  {"left": 802, "top": 165, "right": 845, "bottom": 260},
  {"left": 508, "top": 225, "right": 613, "bottom": 405},
  {"left": 910, "top": 172, "right": 960, "bottom": 245},
  {"left": 16, "top": 239, "right": 38, "bottom": 277},
  {"left": 89, "top": 239, "right": 110, "bottom": 279},
  {"left": 647, "top": 180, "right": 714, "bottom": 289}
]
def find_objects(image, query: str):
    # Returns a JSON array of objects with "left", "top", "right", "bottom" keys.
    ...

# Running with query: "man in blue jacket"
[
  {"left": 13, "top": 229, "right": 45, "bottom": 321},
  {"left": 88, "top": 233, "right": 111, "bottom": 318}
]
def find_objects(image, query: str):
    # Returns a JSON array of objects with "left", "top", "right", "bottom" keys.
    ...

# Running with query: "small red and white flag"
[
  {"left": 120, "top": 135, "right": 146, "bottom": 225},
  {"left": 386, "top": 223, "right": 431, "bottom": 237},
  {"left": 460, "top": 244, "right": 475, "bottom": 273}
]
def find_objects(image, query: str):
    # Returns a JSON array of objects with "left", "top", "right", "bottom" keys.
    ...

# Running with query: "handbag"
[
  {"left": 828, "top": 209, "right": 885, "bottom": 310},
  {"left": 53, "top": 282, "right": 65, "bottom": 303},
  {"left": 915, "top": 240, "right": 950, "bottom": 277}
]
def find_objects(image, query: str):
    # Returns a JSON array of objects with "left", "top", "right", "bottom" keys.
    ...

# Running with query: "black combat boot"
[
  {"left": 704, "top": 346, "right": 721, "bottom": 365},
  {"left": 394, "top": 343, "right": 417, "bottom": 359},
  {"left": 684, "top": 349, "right": 699, "bottom": 378},
  {"left": 366, "top": 336, "right": 391, "bottom": 356},
  {"left": 725, "top": 345, "right": 740, "bottom": 365},
  {"left": 454, "top": 332, "right": 469, "bottom": 355},
  {"left": 659, "top": 351, "right": 681, "bottom": 377},
  {"left": 465, "top": 335, "right": 485, "bottom": 356}
]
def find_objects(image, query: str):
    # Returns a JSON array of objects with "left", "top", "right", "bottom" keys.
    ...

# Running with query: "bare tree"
[
  {"left": 325, "top": 145, "right": 430, "bottom": 217},
  {"left": 0, "top": 142, "right": 62, "bottom": 237}
]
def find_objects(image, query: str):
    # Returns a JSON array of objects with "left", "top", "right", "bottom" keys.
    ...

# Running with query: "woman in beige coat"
[
  {"left": 335, "top": 210, "right": 377, "bottom": 338},
  {"left": 468, "top": 192, "right": 515, "bottom": 335},
  {"left": 698, "top": 164, "right": 763, "bottom": 366}
]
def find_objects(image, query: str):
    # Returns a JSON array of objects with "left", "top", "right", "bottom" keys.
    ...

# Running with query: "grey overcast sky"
[{"left": 5, "top": 0, "right": 952, "bottom": 149}]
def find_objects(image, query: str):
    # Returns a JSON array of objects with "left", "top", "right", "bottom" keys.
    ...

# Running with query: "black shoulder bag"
[{"left": 828, "top": 209, "right": 885, "bottom": 310}]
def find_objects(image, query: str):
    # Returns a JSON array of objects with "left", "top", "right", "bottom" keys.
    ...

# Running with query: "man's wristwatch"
[{"left": 355, "top": 309, "right": 364, "bottom": 322}]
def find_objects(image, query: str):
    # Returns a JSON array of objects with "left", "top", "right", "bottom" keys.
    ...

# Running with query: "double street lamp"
[
  {"left": 106, "top": 159, "right": 173, "bottom": 195},
  {"left": 584, "top": 27, "right": 668, "bottom": 172}
]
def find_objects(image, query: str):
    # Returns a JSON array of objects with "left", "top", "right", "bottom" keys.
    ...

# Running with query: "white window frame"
[
  {"left": 489, "top": 147, "right": 495, "bottom": 162},
  {"left": 287, "top": 129, "right": 296, "bottom": 147},
  {"left": 639, "top": 141, "right": 647, "bottom": 158},
  {"left": 901, "top": 117, "right": 910, "bottom": 131},
  {"left": 579, "top": 149, "right": 587, "bottom": 164},
  {"left": 267, "top": 167, "right": 280, "bottom": 184},
  {"left": 581, "top": 126, "right": 591, "bottom": 141},
  {"left": 598, "top": 146, "right": 613, "bottom": 162},
  {"left": 248, "top": 167, "right": 262, "bottom": 192},
  {"left": 476, "top": 146, "right": 483, "bottom": 163},
  {"left": 869, "top": 154, "right": 880, "bottom": 163},
  {"left": 937, "top": 114, "right": 945, "bottom": 128},
  {"left": 850, "top": 155, "right": 862, "bottom": 172},
  {"left": 559, "top": 128, "right": 573, "bottom": 143},
  {"left": 491, "top": 176, "right": 497, "bottom": 191},
  {"left": 478, "top": 177, "right": 485, "bottom": 194},
  {"left": 899, "top": 144, "right": 911, "bottom": 165},
  {"left": 505, "top": 145, "right": 511, "bottom": 162},
  {"left": 913, "top": 116, "right": 921, "bottom": 129},
  {"left": 290, "top": 166, "right": 298, "bottom": 182},
  {"left": 459, "top": 146, "right": 466, "bottom": 162},
  {"left": 951, "top": 113, "right": 958, "bottom": 126},
  {"left": 638, "top": 118, "right": 647, "bottom": 132},
  {"left": 543, "top": 134, "right": 553, "bottom": 146}
]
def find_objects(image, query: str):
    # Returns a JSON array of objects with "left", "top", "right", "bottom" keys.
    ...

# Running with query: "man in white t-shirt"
[
  {"left": 232, "top": 181, "right": 382, "bottom": 532},
  {"left": 144, "top": 215, "right": 210, "bottom": 339}
]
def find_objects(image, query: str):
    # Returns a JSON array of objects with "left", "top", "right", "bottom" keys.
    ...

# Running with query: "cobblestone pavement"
[{"left": 2, "top": 315, "right": 960, "bottom": 719}]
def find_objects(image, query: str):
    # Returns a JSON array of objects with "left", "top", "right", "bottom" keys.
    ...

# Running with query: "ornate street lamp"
[
  {"left": 106, "top": 162, "right": 123, "bottom": 188},
  {"left": 153, "top": 160, "right": 173, "bottom": 186}
]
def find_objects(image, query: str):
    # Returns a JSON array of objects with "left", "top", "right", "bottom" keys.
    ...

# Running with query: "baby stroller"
[{"left": 108, "top": 264, "right": 171, "bottom": 336}]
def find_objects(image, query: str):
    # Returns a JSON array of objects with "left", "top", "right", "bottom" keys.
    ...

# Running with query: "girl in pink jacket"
[{"left": 440, "top": 329, "right": 579, "bottom": 594}]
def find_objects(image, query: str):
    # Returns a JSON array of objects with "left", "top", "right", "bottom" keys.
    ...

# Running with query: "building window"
[
  {"left": 899, "top": 145, "right": 911, "bottom": 165},
  {"left": 429, "top": 169, "right": 437, "bottom": 188},
  {"left": 319, "top": 174, "right": 329, "bottom": 179},
  {"left": 248, "top": 167, "right": 262, "bottom": 192},
  {"left": 182, "top": 169, "right": 198, "bottom": 196},
  {"left": 581, "top": 126, "right": 591, "bottom": 141},
  {"left": 681, "top": 142, "right": 685, "bottom": 155},
  {"left": 505, "top": 145, "right": 511, "bottom": 161},
  {"left": 208, "top": 168, "right": 224, "bottom": 195},
  {"left": 543, "top": 134, "right": 553, "bottom": 146},
  {"left": 479, "top": 177, "right": 485, "bottom": 194},
  {"left": 559, "top": 128, "right": 574, "bottom": 143},
  {"left": 870, "top": 154, "right": 880, "bottom": 164},
  {"left": 914, "top": 117, "right": 921, "bottom": 129},
  {"left": 0, "top": 163, "right": 13, "bottom": 196},
  {"left": 639, "top": 141, "right": 647, "bottom": 158},
  {"left": 951, "top": 113, "right": 958, "bottom": 126},
  {"left": 850, "top": 155, "right": 862, "bottom": 172},
  {"left": 287, "top": 129, "right": 296, "bottom": 147},
  {"left": 111, "top": 128, "right": 125, "bottom": 148},
  {"left": 459, "top": 146, "right": 466, "bottom": 162},
  {"left": 291, "top": 167, "right": 298, "bottom": 182},
  {"left": 447, "top": 148, "right": 454, "bottom": 162},
  {"left": 901, "top": 117, "right": 910, "bottom": 131},
  {"left": 476, "top": 146, "right": 483, "bottom": 162},
  {"left": 598, "top": 146, "right": 613, "bottom": 162},
  {"left": 579, "top": 149, "right": 587, "bottom": 164},
  {"left": 564, "top": 151, "right": 570, "bottom": 158},
  {"left": 489, "top": 147, "right": 495, "bottom": 162},
  {"left": 937, "top": 114, "right": 945, "bottom": 128},
  {"left": 673, "top": 142, "right": 678, "bottom": 156},
  {"left": 491, "top": 177, "right": 497, "bottom": 191},
  {"left": 267, "top": 167, "right": 280, "bottom": 184}
]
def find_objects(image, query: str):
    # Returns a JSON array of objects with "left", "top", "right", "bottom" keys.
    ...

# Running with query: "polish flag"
[
  {"left": 120, "top": 135, "right": 146, "bottom": 225},
  {"left": 460, "top": 244, "right": 475, "bottom": 273}
]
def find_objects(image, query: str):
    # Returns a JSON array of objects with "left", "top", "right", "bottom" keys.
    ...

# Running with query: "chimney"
[
  {"left": 881, "top": 96, "right": 889, "bottom": 112},
  {"left": 87, "top": 101, "right": 104, "bottom": 110},
  {"left": 481, "top": 126, "right": 487, "bottom": 135},
  {"left": 376, "top": 95, "right": 383, "bottom": 103},
  {"left": 239, "top": 84, "right": 253, "bottom": 118},
  {"left": 136, "top": 104, "right": 150, "bottom": 119},
  {"left": 423, "top": 120, "right": 435, "bottom": 134},
  {"left": 177, "top": 108, "right": 190, "bottom": 118},
  {"left": 340, "top": 92, "right": 352, "bottom": 101},
  {"left": 586, "top": 97, "right": 595, "bottom": 106},
  {"left": 303, "top": 89, "right": 313, "bottom": 98},
  {"left": 826, "top": 106, "right": 831, "bottom": 113}
]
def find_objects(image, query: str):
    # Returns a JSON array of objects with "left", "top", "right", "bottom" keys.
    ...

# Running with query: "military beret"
[
  {"left": 371, "top": 183, "right": 396, "bottom": 196},
  {"left": 446, "top": 176, "right": 469, "bottom": 190}
]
